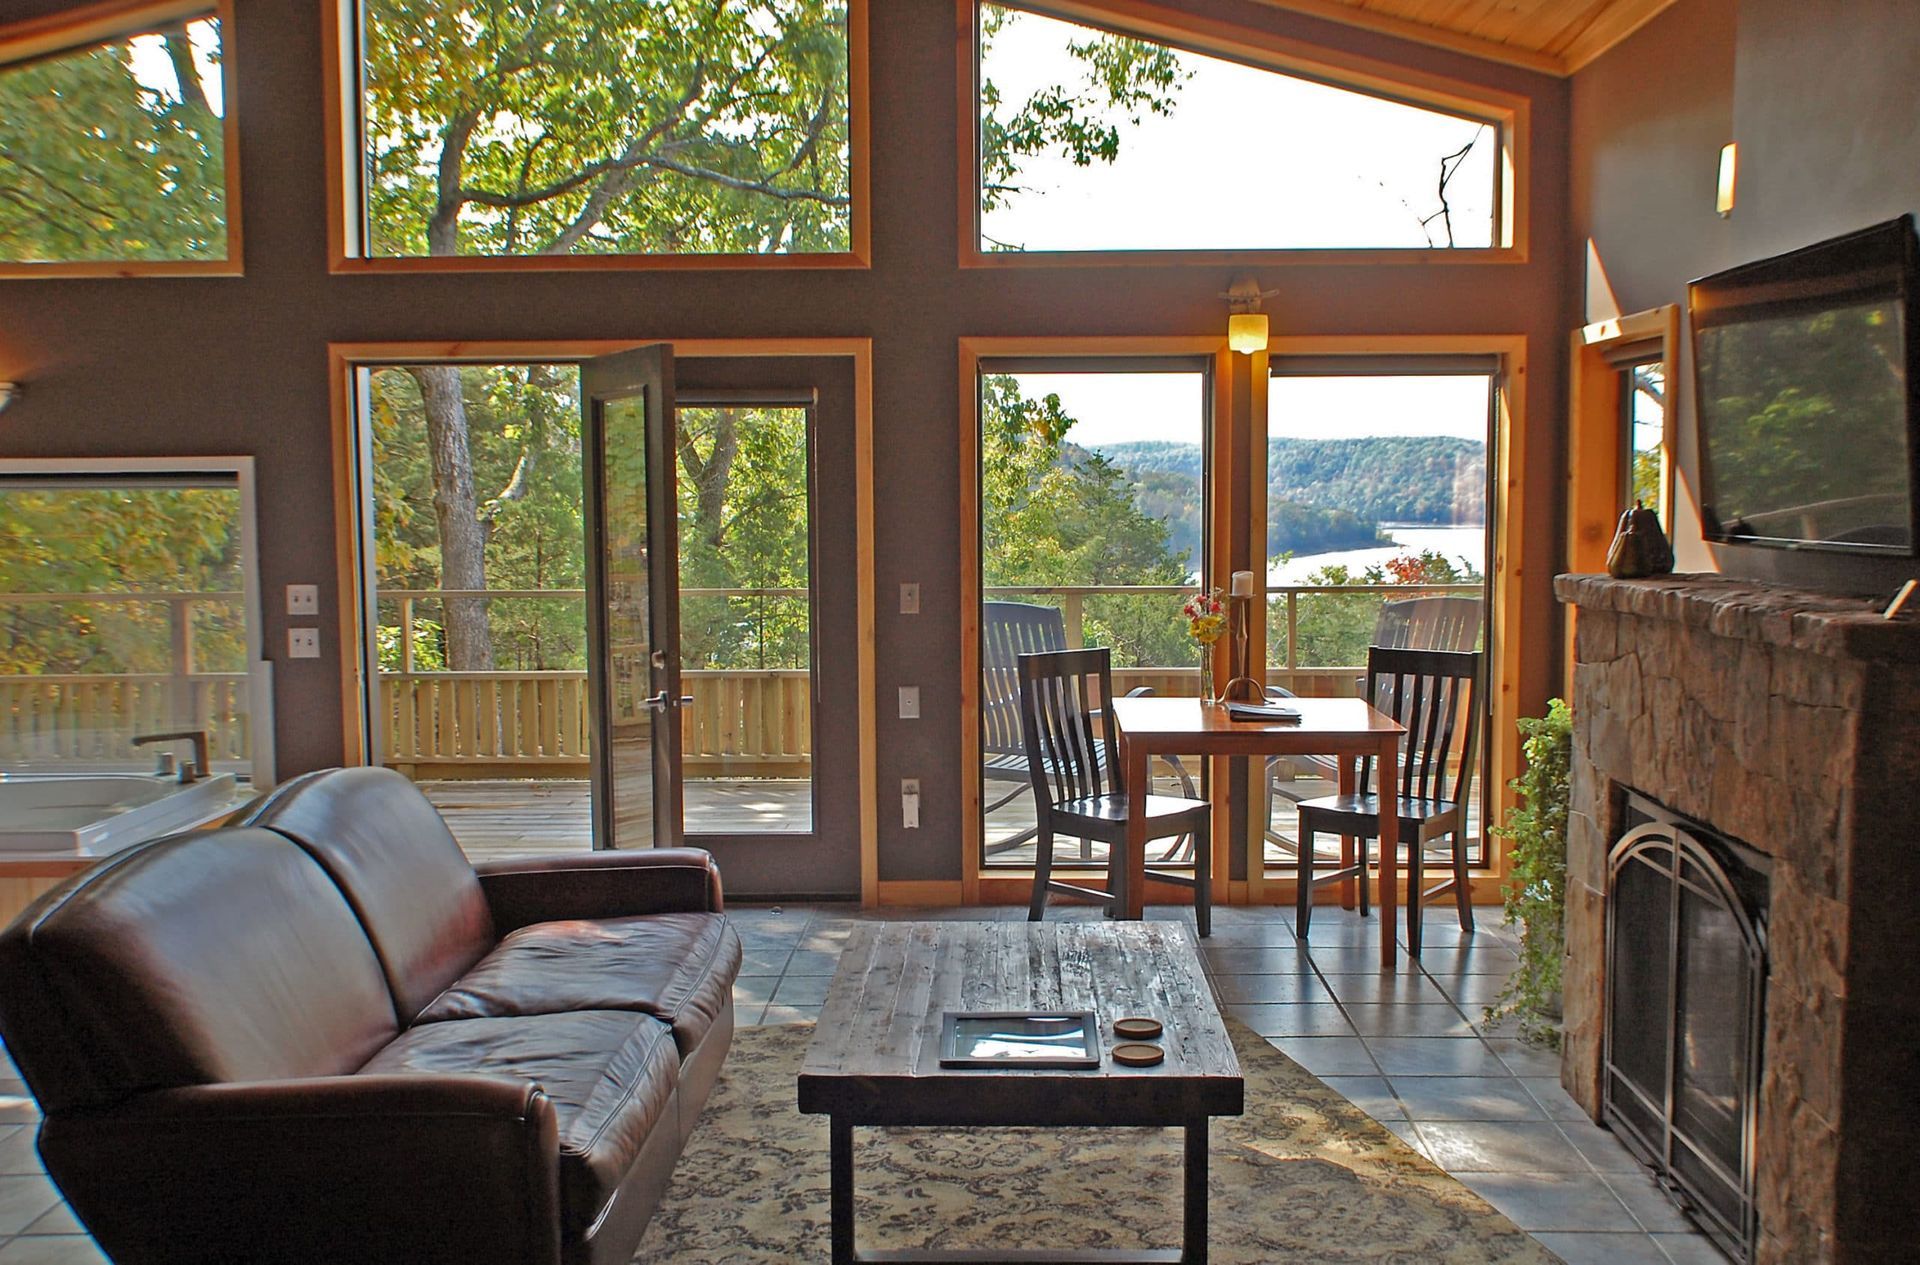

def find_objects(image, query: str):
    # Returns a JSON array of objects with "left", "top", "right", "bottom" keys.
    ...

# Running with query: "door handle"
[{"left": 641, "top": 692, "right": 695, "bottom": 711}]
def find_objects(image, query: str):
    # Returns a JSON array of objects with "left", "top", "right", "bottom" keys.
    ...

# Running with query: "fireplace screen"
[{"left": 1605, "top": 794, "right": 1768, "bottom": 1263}]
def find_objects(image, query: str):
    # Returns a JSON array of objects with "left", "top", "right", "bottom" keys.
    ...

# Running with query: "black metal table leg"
[
  {"left": 1184, "top": 1117, "right": 1208, "bottom": 1263},
  {"left": 832, "top": 1114, "right": 855, "bottom": 1265}
]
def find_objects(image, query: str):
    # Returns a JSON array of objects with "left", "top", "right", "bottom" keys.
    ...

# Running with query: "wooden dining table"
[{"left": 1108, "top": 695, "right": 1409, "bottom": 968}]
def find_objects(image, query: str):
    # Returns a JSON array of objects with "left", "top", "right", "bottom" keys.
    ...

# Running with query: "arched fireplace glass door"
[{"left": 1604, "top": 796, "right": 1768, "bottom": 1264}]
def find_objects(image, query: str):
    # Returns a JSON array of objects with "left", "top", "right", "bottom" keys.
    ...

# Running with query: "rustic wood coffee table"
[{"left": 798, "top": 921, "right": 1244, "bottom": 1264}]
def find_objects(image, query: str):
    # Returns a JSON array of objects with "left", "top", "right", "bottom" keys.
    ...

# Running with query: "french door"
[{"left": 582, "top": 344, "right": 685, "bottom": 850}]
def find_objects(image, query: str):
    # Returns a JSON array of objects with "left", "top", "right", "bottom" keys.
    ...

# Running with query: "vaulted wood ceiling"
[{"left": 1253, "top": 0, "right": 1680, "bottom": 75}]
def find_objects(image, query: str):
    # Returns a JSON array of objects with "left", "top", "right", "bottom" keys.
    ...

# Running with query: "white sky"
[
  {"left": 123, "top": 20, "right": 224, "bottom": 114},
  {"left": 1007, "top": 372, "right": 1489, "bottom": 449},
  {"left": 982, "top": 6, "right": 1493, "bottom": 252}
]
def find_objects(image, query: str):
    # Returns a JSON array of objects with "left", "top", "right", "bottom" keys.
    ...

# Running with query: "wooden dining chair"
[
  {"left": 984, "top": 600, "right": 1196, "bottom": 860},
  {"left": 1292, "top": 645, "right": 1482, "bottom": 956},
  {"left": 1016, "top": 648, "right": 1213, "bottom": 936}
]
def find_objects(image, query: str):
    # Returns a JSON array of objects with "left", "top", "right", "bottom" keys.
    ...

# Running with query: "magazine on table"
[{"left": 1225, "top": 701, "right": 1301, "bottom": 723}]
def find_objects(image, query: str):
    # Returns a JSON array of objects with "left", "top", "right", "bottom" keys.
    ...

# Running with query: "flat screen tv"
[{"left": 1689, "top": 215, "right": 1920, "bottom": 556}]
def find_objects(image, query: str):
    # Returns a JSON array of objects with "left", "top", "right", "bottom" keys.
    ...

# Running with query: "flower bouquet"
[{"left": 1181, "top": 588, "right": 1226, "bottom": 703}]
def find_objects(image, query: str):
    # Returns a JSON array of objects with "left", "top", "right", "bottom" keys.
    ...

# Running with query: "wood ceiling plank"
[
  {"left": 1245, "top": 0, "right": 1566, "bottom": 74},
  {"left": 1535, "top": 0, "right": 1617, "bottom": 56},
  {"left": 1248, "top": 0, "right": 1679, "bottom": 74}
]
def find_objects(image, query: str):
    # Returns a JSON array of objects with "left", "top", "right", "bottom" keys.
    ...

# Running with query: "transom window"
[
  {"left": 351, "top": 0, "right": 857, "bottom": 261},
  {"left": 0, "top": 3, "right": 234, "bottom": 270},
  {"left": 976, "top": 2, "right": 1503, "bottom": 254}
]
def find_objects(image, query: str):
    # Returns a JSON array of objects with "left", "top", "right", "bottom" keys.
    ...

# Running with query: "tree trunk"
[
  {"left": 678, "top": 408, "right": 740, "bottom": 549},
  {"left": 411, "top": 365, "right": 495, "bottom": 670}
]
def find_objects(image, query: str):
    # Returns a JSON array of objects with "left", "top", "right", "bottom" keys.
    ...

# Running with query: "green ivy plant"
[{"left": 1484, "top": 697, "right": 1572, "bottom": 1048}]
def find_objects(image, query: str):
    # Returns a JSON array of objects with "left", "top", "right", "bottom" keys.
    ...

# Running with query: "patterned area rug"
[{"left": 637, "top": 1021, "right": 1557, "bottom": 1263}]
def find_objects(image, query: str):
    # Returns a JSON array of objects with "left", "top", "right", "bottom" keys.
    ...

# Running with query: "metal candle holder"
[{"left": 1221, "top": 592, "right": 1263, "bottom": 703}]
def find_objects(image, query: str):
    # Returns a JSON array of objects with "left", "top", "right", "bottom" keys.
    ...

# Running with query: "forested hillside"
[{"left": 1096, "top": 436, "right": 1484, "bottom": 558}]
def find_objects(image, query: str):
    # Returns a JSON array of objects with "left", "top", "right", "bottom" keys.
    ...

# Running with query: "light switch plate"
[
  {"left": 901, "top": 778, "right": 921, "bottom": 829},
  {"left": 286, "top": 584, "right": 319, "bottom": 616},
  {"left": 288, "top": 628, "right": 321, "bottom": 659},
  {"left": 898, "top": 686, "right": 920, "bottom": 719},
  {"left": 899, "top": 582, "right": 920, "bottom": 615}
]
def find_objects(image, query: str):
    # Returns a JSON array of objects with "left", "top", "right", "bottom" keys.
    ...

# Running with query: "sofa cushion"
[
  {"left": 360, "top": 1010, "right": 678, "bottom": 1239},
  {"left": 0, "top": 829, "right": 399, "bottom": 1113},
  {"left": 246, "top": 767, "right": 495, "bottom": 1024},
  {"left": 416, "top": 912, "right": 741, "bottom": 1057}
]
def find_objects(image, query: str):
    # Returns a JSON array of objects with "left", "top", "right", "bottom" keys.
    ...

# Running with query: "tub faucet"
[{"left": 131, "top": 731, "right": 210, "bottom": 784}]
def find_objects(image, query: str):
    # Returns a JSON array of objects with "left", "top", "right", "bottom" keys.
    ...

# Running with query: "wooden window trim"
[
  {"left": 956, "top": 333, "right": 1530, "bottom": 910},
  {"left": 0, "top": 0, "right": 243, "bottom": 279},
  {"left": 323, "top": 1, "right": 872, "bottom": 274},
  {"left": 1564, "top": 305, "right": 1681, "bottom": 690},
  {"left": 955, "top": 0, "right": 1530, "bottom": 270}
]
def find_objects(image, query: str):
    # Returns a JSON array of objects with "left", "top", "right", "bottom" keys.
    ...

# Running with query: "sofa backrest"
[
  {"left": 0, "top": 829, "right": 400, "bottom": 1114},
  {"left": 245, "top": 767, "right": 495, "bottom": 1023}
]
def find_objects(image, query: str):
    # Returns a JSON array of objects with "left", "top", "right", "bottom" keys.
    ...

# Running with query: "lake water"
[{"left": 1269, "top": 524, "right": 1486, "bottom": 583}]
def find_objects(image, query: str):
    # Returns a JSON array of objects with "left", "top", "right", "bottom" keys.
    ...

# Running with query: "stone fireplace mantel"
[{"left": 1556, "top": 573, "right": 1920, "bottom": 1265}]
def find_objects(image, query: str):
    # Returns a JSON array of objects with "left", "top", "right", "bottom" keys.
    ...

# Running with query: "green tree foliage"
[
  {"left": 369, "top": 365, "right": 586, "bottom": 672},
  {"left": 1288, "top": 550, "right": 1481, "bottom": 669},
  {"left": 0, "top": 486, "right": 242, "bottom": 675},
  {"left": 1269, "top": 436, "right": 1486, "bottom": 525},
  {"left": 677, "top": 406, "right": 812, "bottom": 671},
  {"left": 0, "top": 18, "right": 225, "bottom": 262},
  {"left": 362, "top": 0, "right": 853, "bottom": 257},
  {"left": 1486, "top": 697, "right": 1572, "bottom": 1047},
  {"left": 981, "top": 376, "right": 1192, "bottom": 668}
]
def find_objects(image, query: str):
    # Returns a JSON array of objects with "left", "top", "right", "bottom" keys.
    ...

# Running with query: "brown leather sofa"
[{"left": 0, "top": 767, "right": 743, "bottom": 1265}]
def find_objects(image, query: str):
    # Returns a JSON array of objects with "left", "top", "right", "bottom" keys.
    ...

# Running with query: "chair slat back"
[
  {"left": 1016, "top": 648, "right": 1117, "bottom": 814},
  {"left": 1357, "top": 646, "right": 1481, "bottom": 807},
  {"left": 1374, "top": 595, "right": 1483, "bottom": 653},
  {"left": 983, "top": 602, "right": 1069, "bottom": 759}
]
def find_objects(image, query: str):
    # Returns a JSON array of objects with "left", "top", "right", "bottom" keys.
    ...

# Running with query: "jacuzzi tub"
[{"left": 0, "top": 774, "right": 242, "bottom": 855}]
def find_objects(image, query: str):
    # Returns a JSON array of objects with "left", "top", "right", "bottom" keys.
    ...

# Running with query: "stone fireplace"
[{"left": 1556, "top": 574, "right": 1920, "bottom": 1265}]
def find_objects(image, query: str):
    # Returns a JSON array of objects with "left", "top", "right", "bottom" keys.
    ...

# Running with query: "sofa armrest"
[
  {"left": 42, "top": 1075, "right": 563, "bottom": 1265},
  {"left": 475, "top": 847, "right": 725, "bottom": 932}
]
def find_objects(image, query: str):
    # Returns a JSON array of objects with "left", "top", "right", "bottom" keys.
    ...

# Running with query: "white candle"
[{"left": 1231, "top": 570, "right": 1256, "bottom": 597}]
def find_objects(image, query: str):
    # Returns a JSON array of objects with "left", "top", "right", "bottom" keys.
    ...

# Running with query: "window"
[
  {"left": 976, "top": 358, "right": 1210, "bottom": 867},
  {"left": 0, "top": 460, "right": 269, "bottom": 785},
  {"left": 1623, "top": 359, "right": 1667, "bottom": 516},
  {"left": 350, "top": 0, "right": 860, "bottom": 263},
  {"left": 974, "top": 2, "right": 1506, "bottom": 255},
  {"left": 0, "top": 3, "right": 236, "bottom": 272},
  {"left": 1263, "top": 364, "right": 1495, "bottom": 870}
]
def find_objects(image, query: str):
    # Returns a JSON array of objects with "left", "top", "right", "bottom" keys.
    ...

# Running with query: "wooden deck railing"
[
  {"left": 0, "top": 583, "right": 1477, "bottom": 779},
  {"left": 0, "top": 673, "right": 251, "bottom": 765}
]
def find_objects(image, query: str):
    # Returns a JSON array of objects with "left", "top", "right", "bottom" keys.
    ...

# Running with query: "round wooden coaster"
[
  {"left": 1112, "top": 1042, "right": 1165, "bottom": 1067},
  {"left": 1113, "top": 1017, "right": 1163, "bottom": 1041}
]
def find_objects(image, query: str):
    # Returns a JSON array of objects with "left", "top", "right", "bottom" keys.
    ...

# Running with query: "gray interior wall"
[
  {"left": 0, "top": 0, "right": 1571, "bottom": 882},
  {"left": 1570, "top": 0, "right": 1920, "bottom": 598}
]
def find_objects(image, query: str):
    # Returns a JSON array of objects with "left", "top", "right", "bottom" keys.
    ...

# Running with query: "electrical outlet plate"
[
  {"left": 899, "top": 582, "right": 920, "bottom": 615},
  {"left": 898, "top": 685, "right": 920, "bottom": 719},
  {"left": 286, "top": 584, "right": 319, "bottom": 616},
  {"left": 288, "top": 628, "right": 321, "bottom": 659}
]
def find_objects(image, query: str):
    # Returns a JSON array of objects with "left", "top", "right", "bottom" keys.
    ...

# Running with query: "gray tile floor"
[{"left": 0, "top": 902, "right": 1725, "bottom": 1264}]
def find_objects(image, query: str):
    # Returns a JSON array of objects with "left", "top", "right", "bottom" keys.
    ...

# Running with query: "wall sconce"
[
  {"left": 1222, "top": 278, "right": 1278, "bottom": 354},
  {"left": 0, "top": 383, "right": 19, "bottom": 415},
  {"left": 1716, "top": 142, "right": 1737, "bottom": 218}
]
